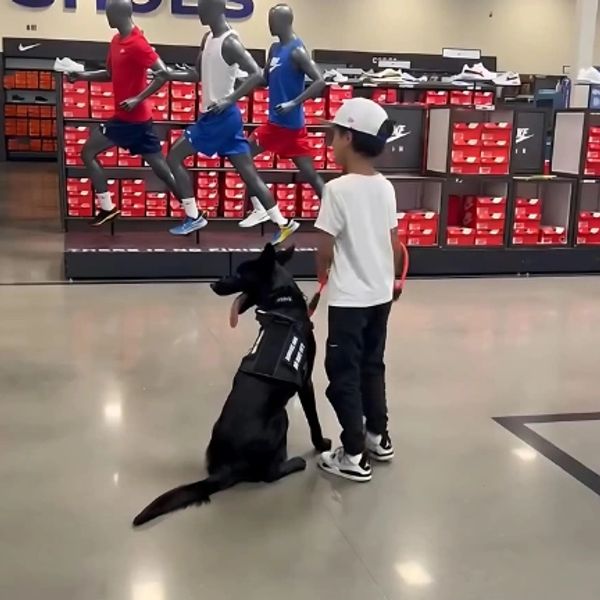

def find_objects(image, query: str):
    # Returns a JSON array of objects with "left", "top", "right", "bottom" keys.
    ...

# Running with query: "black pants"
[{"left": 325, "top": 302, "right": 391, "bottom": 455}]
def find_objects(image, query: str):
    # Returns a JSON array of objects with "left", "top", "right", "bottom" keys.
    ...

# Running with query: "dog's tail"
[{"left": 132, "top": 468, "right": 238, "bottom": 527}]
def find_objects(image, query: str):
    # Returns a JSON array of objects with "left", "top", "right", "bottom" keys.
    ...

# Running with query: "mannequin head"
[
  {"left": 269, "top": 4, "right": 294, "bottom": 37},
  {"left": 105, "top": 0, "right": 133, "bottom": 30},
  {"left": 197, "top": 0, "right": 227, "bottom": 26}
]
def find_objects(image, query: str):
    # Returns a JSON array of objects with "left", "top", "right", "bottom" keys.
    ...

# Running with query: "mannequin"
[
  {"left": 240, "top": 3, "right": 326, "bottom": 229},
  {"left": 67, "top": 0, "right": 184, "bottom": 228},
  {"left": 166, "top": 0, "right": 298, "bottom": 243}
]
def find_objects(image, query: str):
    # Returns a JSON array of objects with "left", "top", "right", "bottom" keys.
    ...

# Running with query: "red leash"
[{"left": 308, "top": 242, "right": 410, "bottom": 318}]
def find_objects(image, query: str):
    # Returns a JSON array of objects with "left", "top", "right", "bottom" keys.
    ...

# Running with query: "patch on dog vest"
[{"left": 239, "top": 311, "right": 309, "bottom": 387}]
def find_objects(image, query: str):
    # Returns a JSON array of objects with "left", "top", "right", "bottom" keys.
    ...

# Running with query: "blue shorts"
[
  {"left": 185, "top": 104, "right": 250, "bottom": 158},
  {"left": 102, "top": 119, "right": 161, "bottom": 156}
]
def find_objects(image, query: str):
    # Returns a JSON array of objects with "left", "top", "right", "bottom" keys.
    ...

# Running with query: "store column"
[{"left": 571, "top": 0, "right": 599, "bottom": 107}]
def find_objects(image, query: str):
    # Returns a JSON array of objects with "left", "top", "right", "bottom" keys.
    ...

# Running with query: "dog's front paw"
[{"left": 313, "top": 437, "right": 332, "bottom": 453}]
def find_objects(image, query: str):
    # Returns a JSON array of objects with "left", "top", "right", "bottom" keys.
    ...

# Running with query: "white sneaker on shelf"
[
  {"left": 458, "top": 62, "right": 497, "bottom": 81},
  {"left": 400, "top": 72, "right": 427, "bottom": 84},
  {"left": 54, "top": 57, "right": 85, "bottom": 73},
  {"left": 318, "top": 447, "right": 372, "bottom": 482},
  {"left": 323, "top": 69, "right": 349, "bottom": 83},
  {"left": 578, "top": 67, "right": 600, "bottom": 84},
  {"left": 239, "top": 209, "right": 270, "bottom": 228},
  {"left": 366, "top": 431, "right": 395, "bottom": 462},
  {"left": 494, "top": 71, "right": 521, "bottom": 86}
]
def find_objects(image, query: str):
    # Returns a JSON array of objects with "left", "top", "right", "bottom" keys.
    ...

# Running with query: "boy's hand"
[{"left": 393, "top": 280, "right": 403, "bottom": 302}]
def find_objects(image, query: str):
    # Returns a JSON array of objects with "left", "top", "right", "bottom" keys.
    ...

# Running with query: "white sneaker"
[
  {"left": 239, "top": 209, "right": 270, "bottom": 228},
  {"left": 54, "top": 57, "right": 85, "bottom": 73},
  {"left": 318, "top": 447, "right": 372, "bottom": 482},
  {"left": 400, "top": 72, "right": 428, "bottom": 84},
  {"left": 458, "top": 62, "right": 497, "bottom": 81},
  {"left": 578, "top": 67, "right": 600, "bottom": 84},
  {"left": 494, "top": 71, "right": 521, "bottom": 86},
  {"left": 323, "top": 69, "right": 349, "bottom": 83},
  {"left": 366, "top": 431, "right": 395, "bottom": 462}
]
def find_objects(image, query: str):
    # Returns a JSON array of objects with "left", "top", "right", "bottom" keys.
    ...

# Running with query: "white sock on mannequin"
[
  {"left": 266, "top": 205, "right": 288, "bottom": 226},
  {"left": 96, "top": 192, "right": 114, "bottom": 211},
  {"left": 182, "top": 197, "right": 199, "bottom": 219}
]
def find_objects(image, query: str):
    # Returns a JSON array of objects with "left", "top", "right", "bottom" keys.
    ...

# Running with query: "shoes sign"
[{"left": 11, "top": 0, "right": 254, "bottom": 19}]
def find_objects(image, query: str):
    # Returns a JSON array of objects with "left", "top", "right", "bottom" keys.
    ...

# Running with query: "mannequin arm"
[
  {"left": 208, "top": 34, "right": 263, "bottom": 113},
  {"left": 120, "top": 58, "right": 169, "bottom": 112},
  {"left": 68, "top": 69, "right": 111, "bottom": 83}
]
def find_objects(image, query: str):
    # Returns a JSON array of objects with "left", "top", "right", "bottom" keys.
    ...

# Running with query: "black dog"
[{"left": 133, "top": 244, "right": 331, "bottom": 526}]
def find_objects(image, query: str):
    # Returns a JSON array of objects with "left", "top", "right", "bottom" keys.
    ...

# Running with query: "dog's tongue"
[{"left": 229, "top": 293, "right": 247, "bottom": 328}]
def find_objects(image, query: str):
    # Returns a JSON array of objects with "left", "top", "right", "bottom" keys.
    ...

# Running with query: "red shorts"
[{"left": 253, "top": 122, "right": 312, "bottom": 158}]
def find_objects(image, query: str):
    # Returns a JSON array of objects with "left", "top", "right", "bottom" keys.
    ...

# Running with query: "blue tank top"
[{"left": 267, "top": 38, "right": 306, "bottom": 129}]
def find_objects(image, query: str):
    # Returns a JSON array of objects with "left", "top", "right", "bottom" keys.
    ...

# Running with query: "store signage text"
[{"left": 11, "top": 0, "right": 254, "bottom": 19}]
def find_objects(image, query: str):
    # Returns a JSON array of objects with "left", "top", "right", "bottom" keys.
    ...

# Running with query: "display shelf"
[{"left": 8, "top": 151, "right": 56, "bottom": 160}]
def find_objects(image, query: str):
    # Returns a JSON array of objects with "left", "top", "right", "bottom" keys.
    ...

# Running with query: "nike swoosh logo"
[
  {"left": 516, "top": 134, "right": 534, "bottom": 144},
  {"left": 388, "top": 132, "right": 411, "bottom": 143},
  {"left": 19, "top": 43, "right": 41, "bottom": 52}
]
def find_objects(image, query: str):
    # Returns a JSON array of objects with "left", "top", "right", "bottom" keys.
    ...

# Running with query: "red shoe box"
[
  {"left": 90, "top": 97, "right": 115, "bottom": 111},
  {"left": 171, "top": 82, "right": 197, "bottom": 100},
  {"left": 91, "top": 109, "right": 114, "bottom": 120},
  {"left": 277, "top": 157, "right": 296, "bottom": 170},
  {"left": 447, "top": 226, "right": 476, "bottom": 246},
  {"left": 451, "top": 146, "right": 481, "bottom": 162},
  {"left": 64, "top": 145, "right": 84, "bottom": 166},
  {"left": 170, "top": 199, "right": 185, "bottom": 218},
  {"left": 223, "top": 187, "right": 245, "bottom": 201},
  {"left": 452, "top": 132, "right": 481, "bottom": 146},
  {"left": 450, "top": 91, "right": 473, "bottom": 106},
  {"left": 397, "top": 211, "right": 409, "bottom": 234},
  {"left": 578, "top": 211, "right": 600, "bottom": 232},
  {"left": 97, "top": 149, "right": 117, "bottom": 167},
  {"left": 63, "top": 102, "right": 89, "bottom": 119},
  {"left": 328, "top": 99, "right": 344, "bottom": 119},
  {"left": 328, "top": 85, "right": 353, "bottom": 103},
  {"left": 276, "top": 183, "right": 298, "bottom": 202},
  {"left": 66, "top": 177, "right": 91, "bottom": 194},
  {"left": 479, "top": 164, "right": 509, "bottom": 175},
  {"left": 253, "top": 89, "right": 269, "bottom": 103},
  {"left": 481, "top": 147, "right": 510, "bottom": 162},
  {"left": 584, "top": 157, "right": 600, "bottom": 176},
  {"left": 149, "top": 98, "right": 169, "bottom": 121},
  {"left": 197, "top": 171, "right": 220, "bottom": 191},
  {"left": 238, "top": 98, "right": 250, "bottom": 123},
  {"left": 224, "top": 210, "right": 245, "bottom": 219},
  {"left": 63, "top": 79, "right": 89, "bottom": 95},
  {"left": 146, "top": 192, "right": 168, "bottom": 208},
  {"left": 474, "top": 91, "right": 494, "bottom": 107},
  {"left": 475, "top": 230, "right": 504, "bottom": 246},
  {"left": 371, "top": 89, "right": 389, "bottom": 104},
  {"left": 118, "top": 147, "right": 142, "bottom": 167},
  {"left": 326, "top": 148, "right": 342, "bottom": 170},
  {"left": 225, "top": 173, "right": 245, "bottom": 189},
  {"left": 539, "top": 226, "right": 567, "bottom": 245},
  {"left": 514, "top": 198, "right": 542, "bottom": 222},
  {"left": 197, "top": 155, "right": 222, "bottom": 168},
  {"left": 90, "top": 82, "right": 112, "bottom": 96},
  {"left": 305, "top": 98, "right": 326, "bottom": 124},
  {"left": 423, "top": 91, "right": 448, "bottom": 105},
  {"left": 307, "top": 132, "right": 326, "bottom": 151},
  {"left": 171, "top": 99, "right": 196, "bottom": 122},
  {"left": 512, "top": 233, "right": 539, "bottom": 245},
  {"left": 407, "top": 230, "right": 437, "bottom": 246},
  {"left": 252, "top": 101, "right": 269, "bottom": 124},
  {"left": 450, "top": 164, "right": 480, "bottom": 175},
  {"left": 224, "top": 199, "right": 245, "bottom": 213},
  {"left": 254, "top": 150, "right": 275, "bottom": 169},
  {"left": 146, "top": 207, "right": 168, "bottom": 218},
  {"left": 121, "top": 179, "right": 145, "bottom": 195},
  {"left": 63, "top": 90, "right": 90, "bottom": 107},
  {"left": 64, "top": 126, "right": 89, "bottom": 143}
]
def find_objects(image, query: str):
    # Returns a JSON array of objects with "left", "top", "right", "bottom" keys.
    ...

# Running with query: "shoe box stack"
[
  {"left": 451, "top": 122, "right": 511, "bottom": 175},
  {"left": 169, "top": 82, "right": 195, "bottom": 123},
  {"left": 4, "top": 70, "right": 58, "bottom": 156},
  {"left": 327, "top": 85, "right": 354, "bottom": 118},
  {"left": 583, "top": 127, "right": 600, "bottom": 176},
  {"left": 577, "top": 210, "right": 600, "bottom": 244},
  {"left": 300, "top": 184, "right": 321, "bottom": 218},
  {"left": 195, "top": 171, "right": 222, "bottom": 219},
  {"left": 446, "top": 195, "right": 506, "bottom": 246},
  {"left": 64, "top": 125, "right": 89, "bottom": 165},
  {"left": 62, "top": 80, "right": 89, "bottom": 118},
  {"left": 90, "top": 82, "right": 115, "bottom": 120},
  {"left": 371, "top": 88, "right": 399, "bottom": 105},
  {"left": 66, "top": 177, "right": 94, "bottom": 217},
  {"left": 422, "top": 90, "right": 494, "bottom": 107},
  {"left": 510, "top": 197, "right": 566, "bottom": 245},
  {"left": 251, "top": 89, "right": 269, "bottom": 124},
  {"left": 397, "top": 210, "right": 439, "bottom": 246},
  {"left": 120, "top": 179, "right": 146, "bottom": 217},
  {"left": 423, "top": 91, "right": 448, "bottom": 106}
]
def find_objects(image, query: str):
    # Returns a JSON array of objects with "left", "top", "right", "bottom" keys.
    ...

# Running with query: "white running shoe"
[
  {"left": 400, "top": 72, "right": 428, "bottom": 84},
  {"left": 458, "top": 62, "right": 497, "bottom": 81},
  {"left": 578, "top": 67, "right": 600, "bottom": 84},
  {"left": 323, "top": 69, "right": 349, "bottom": 83},
  {"left": 318, "top": 447, "right": 372, "bottom": 482},
  {"left": 494, "top": 71, "right": 521, "bottom": 86},
  {"left": 239, "top": 209, "right": 270, "bottom": 228},
  {"left": 54, "top": 57, "right": 85, "bottom": 73},
  {"left": 366, "top": 431, "right": 395, "bottom": 462}
]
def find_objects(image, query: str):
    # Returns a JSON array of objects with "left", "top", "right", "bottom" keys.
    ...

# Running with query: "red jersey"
[{"left": 107, "top": 26, "right": 159, "bottom": 122}]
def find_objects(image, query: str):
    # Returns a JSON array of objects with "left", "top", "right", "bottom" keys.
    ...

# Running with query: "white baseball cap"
[{"left": 330, "top": 97, "right": 389, "bottom": 138}]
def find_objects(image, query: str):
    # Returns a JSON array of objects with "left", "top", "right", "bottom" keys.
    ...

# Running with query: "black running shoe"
[{"left": 90, "top": 207, "right": 120, "bottom": 227}]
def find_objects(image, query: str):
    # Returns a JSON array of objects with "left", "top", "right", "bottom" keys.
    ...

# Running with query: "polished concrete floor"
[{"left": 2, "top": 277, "right": 600, "bottom": 600}]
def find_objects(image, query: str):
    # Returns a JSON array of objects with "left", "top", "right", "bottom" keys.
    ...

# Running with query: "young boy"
[{"left": 315, "top": 97, "right": 403, "bottom": 482}]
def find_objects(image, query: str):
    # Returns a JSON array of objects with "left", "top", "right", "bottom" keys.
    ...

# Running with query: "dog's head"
[{"left": 211, "top": 244, "right": 304, "bottom": 326}]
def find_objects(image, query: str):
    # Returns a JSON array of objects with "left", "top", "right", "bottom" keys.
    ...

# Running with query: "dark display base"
[{"left": 64, "top": 230, "right": 600, "bottom": 280}]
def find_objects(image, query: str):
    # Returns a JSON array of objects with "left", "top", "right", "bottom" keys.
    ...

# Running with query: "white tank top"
[{"left": 201, "top": 30, "right": 239, "bottom": 112}]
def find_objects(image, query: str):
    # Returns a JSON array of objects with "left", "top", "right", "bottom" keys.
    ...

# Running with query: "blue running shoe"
[
  {"left": 271, "top": 219, "right": 300, "bottom": 245},
  {"left": 169, "top": 215, "right": 208, "bottom": 236}
]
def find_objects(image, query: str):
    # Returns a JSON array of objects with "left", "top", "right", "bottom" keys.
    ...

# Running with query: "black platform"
[{"left": 64, "top": 229, "right": 600, "bottom": 280}]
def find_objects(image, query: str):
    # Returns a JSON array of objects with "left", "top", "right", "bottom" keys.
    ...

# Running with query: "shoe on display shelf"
[
  {"left": 577, "top": 67, "right": 600, "bottom": 84},
  {"left": 54, "top": 57, "right": 85, "bottom": 73},
  {"left": 169, "top": 215, "right": 209, "bottom": 236},
  {"left": 454, "top": 62, "right": 497, "bottom": 81},
  {"left": 239, "top": 209, "right": 270, "bottom": 228},
  {"left": 323, "top": 69, "right": 349, "bottom": 83},
  {"left": 493, "top": 71, "right": 521, "bottom": 86},
  {"left": 318, "top": 447, "right": 373, "bottom": 482}
]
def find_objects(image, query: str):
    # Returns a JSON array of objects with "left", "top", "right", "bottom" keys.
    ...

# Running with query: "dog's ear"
[
  {"left": 275, "top": 245, "right": 295, "bottom": 265},
  {"left": 258, "top": 243, "right": 277, "bottom": 270}
]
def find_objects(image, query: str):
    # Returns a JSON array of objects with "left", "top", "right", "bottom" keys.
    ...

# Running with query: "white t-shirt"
[{"left": 315, "top": 173, "right": 397, "bottom": 308}]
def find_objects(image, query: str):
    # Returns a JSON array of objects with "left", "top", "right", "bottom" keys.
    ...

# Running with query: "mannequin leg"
[
  {"left": 166, "top": 136, "right": 196, "bottom": 200},
  {"left": 293, "top": 156, "right": 325, "bottom": 199},
  {"left": 81, "top": 126, "right": 114, "bottom": 193},
  {"left": 165, "top": 136, "right": 207, "bottom": 235},
  {"left": 142, "top": 152, "right": 180, "bottom": 197},
  {"left": 228, "top": 153, "right": 277, "bottom": 211}
]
